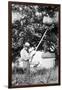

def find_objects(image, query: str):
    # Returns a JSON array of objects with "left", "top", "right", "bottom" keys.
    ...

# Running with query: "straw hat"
[{"left": 24, "top": 42, "right": 30, "bottom": 47}]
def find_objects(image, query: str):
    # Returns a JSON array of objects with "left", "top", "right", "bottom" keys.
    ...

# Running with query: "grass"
[{"left": 12, "top": 66, "right": 58, "bottom": 86}]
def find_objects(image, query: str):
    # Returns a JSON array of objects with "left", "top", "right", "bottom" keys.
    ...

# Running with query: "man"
[
  {"left": 20, "top": 42, "right": 30, "bottom": 83},
  {"left": 20, "top": 42, "right": 30, "bottom": 72}
]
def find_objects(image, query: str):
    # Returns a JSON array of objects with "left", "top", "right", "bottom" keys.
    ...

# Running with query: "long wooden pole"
[
  {"left": 35, "top": 28, "right": 49, "bottom": 51},
  {"left": 30, "top": 28, "right": 49, "bottom": 62}
]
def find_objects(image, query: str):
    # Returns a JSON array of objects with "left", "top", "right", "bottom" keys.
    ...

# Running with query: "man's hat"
[{"left": 24, "top": 42, "right": 30, "bottom": 47}]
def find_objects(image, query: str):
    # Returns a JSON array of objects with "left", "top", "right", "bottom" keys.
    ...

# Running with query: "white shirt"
[{"left": 20, "top": 48, "right": 30, "bottom": 61}]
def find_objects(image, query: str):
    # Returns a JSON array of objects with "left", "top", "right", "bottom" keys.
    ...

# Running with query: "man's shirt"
[{"left": 20, "top": 48, "right": 29, "bottom": 61}]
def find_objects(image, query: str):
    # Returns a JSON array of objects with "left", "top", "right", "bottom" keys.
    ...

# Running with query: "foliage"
[{"left": 12, "top": 4, "right": 59, "bottom": 60}]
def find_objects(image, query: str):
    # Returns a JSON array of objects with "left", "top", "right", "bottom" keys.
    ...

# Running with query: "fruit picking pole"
[{"left": 35, "top": 28, "right": 49, "bottom": 51}]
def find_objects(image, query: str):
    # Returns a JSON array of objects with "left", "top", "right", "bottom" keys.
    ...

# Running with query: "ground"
[{"left": 12, "top": 66, "right": 59, "bottom": 86}]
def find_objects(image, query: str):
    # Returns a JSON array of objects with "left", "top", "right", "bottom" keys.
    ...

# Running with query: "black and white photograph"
[{"left": 8, "top": 1, "right": 60, "bottom": 88}]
